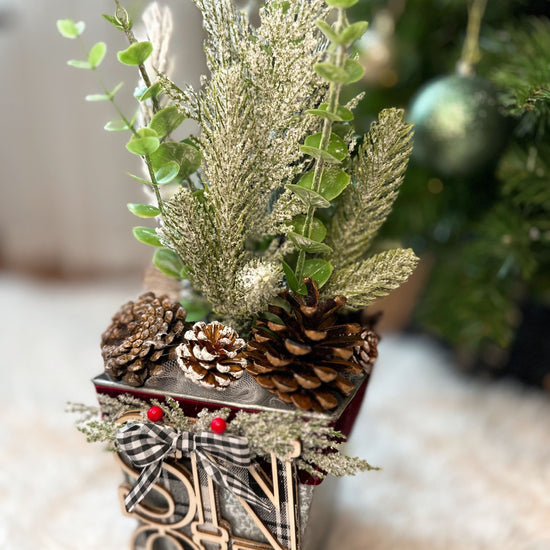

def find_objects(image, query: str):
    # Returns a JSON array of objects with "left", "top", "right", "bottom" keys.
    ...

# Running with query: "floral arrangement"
[
  {"left": 59, "top": 2, "right": 417, "bottom": 546},
  {"left": 58, "top": 0, "right": 416, "bottom": 412}
]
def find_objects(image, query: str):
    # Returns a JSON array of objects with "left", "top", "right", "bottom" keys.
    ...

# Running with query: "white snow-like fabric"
[{"left": 1, "top": 273, "right": 549, "bottom": 550}]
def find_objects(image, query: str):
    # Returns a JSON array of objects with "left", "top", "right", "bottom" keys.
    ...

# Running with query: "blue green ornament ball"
[{"left": 407, "top": 74, "right": 508, "bottom": 178}]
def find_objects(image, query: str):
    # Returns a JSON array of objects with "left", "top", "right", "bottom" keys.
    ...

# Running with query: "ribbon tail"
[
  {"left": 124, "top": 460, "right": 163, "bottom": 513},
  {"left": 197, "top": 452, "right": 272, "bottom": 512}
]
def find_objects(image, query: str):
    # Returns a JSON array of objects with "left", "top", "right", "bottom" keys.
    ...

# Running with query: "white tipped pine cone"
[{"left": 176, "top": 321, "right": 247, "bottom": 390}]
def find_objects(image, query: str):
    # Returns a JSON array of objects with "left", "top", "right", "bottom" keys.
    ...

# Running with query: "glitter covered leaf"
[{"left": 326, "top": 108, "right": 414, "bottom": 270}]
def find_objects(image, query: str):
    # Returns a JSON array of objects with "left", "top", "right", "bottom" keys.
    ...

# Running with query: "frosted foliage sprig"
[
  {"left": 159, "top": 0, "right": 329, "bottom": 322},
  {"left": 327, "top": 108, "right": 414, "bottom": 270},
  {"left": 68, "top": 396, "right": 375, "bottom": 479},
  {"left": 236, "top": 259, "right": 283, "bottom": 316},
  {"left": 323, "top": 248, "right": 419, "bottom": 309}
]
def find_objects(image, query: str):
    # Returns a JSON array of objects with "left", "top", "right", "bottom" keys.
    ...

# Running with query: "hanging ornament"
[{"left": 407, "top": 0, "right": 508, "bottom": 178}]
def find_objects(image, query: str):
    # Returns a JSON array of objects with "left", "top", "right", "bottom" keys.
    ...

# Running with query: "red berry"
[
  {"left": 147, "top": 406, "right": 164, "bottom": 422},
  {"left": 210, "top": 417, "right": 227, "bottom": 434}
]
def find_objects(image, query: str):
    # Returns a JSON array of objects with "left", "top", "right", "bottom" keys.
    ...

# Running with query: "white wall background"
[{"left": 0, "top": 0, "right": 204, "bottom": 275}]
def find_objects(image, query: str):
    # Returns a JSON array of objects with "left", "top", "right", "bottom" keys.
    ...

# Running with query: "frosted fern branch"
[
  {"left": 327, "top": 108, "right": 413, "bottom": 269},
  {"left": 323, "top": 248, "right": 418, "bottom": 308}
]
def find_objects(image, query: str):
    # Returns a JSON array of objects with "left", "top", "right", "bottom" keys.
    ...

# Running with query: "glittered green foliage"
[
  {"left": 69, "top": 395, "right": 376, "bottom": 478},
  {"left": 327, "top": 108, "right": 414, "bottom": 269},
  {"left": 158, "top": 0, "right": 330, "bottom": 322},
  {"left": 323, "top": 248, "right": 418, "bottom": 308}
]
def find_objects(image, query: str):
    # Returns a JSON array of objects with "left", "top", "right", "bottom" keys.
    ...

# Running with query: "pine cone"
[
  {"left": 246, "top": 278, "right": 364, "bottom": 412},
  {"left": 353, "top": 328, "right": 379, "bottom": 374},
  {"left": 101, "top": 292, "right": 186, "bottom": 386},
  {"left": 176, "top": 321, "right": 247, "bottom": 389}
]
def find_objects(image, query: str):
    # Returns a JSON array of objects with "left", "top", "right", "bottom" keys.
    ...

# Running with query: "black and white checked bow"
[{"left": 116, "top": 422, "right": 270, "bottom": 512}]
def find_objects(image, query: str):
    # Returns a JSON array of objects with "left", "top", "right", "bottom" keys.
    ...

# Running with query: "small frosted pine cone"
[
  {"left": 246, "top": 278, "right": 364, "bottom": 412},
  {"left": 176, "top": 321, "right": 247, "bottom": 390},
  {"left": 353, "top": 328, "right": 379, "bottom": 374},
  {"left": 101, "top": 292, "right": 186, "bottom": 386}
]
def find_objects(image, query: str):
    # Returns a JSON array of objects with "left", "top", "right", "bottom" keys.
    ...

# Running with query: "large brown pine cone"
[
  {"left": 176, "top": 321, "right": 247, "bottom": 390},
  {"left": 101, "top": 292, "right": 186, "bottom": 386},
  {"left": 354, "top": 328, "right": 379, "bottom": 373},
  {"left": 246, "top": 278, "right": 365, "bottom": 412}
]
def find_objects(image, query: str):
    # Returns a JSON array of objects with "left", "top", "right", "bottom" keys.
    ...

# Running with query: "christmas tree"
[{"left": 350, "top": 0, "right": 550, "bottom": 386}]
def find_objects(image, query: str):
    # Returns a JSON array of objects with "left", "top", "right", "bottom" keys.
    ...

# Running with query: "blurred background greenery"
[{"left": 347, "top": 0, "right": 550, "bottom": 388}]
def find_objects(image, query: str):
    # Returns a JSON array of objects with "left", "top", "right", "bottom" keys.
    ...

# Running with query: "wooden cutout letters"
[{"left": 116, "top": 447, "right": 301, "bottom": 550}]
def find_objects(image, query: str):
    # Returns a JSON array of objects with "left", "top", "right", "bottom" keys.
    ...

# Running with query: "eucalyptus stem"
[
  {"left": 143, "top": 156, "right": 165, "bottom": 214},
  {"left": 114, "top": 0, "right": 161, "bottom": 113},
  {"left": 77, "top": 35, "right": 139, "bottom": 138},
  {"left": 295, "top": 8, "right": 346, "bottom": 281}
]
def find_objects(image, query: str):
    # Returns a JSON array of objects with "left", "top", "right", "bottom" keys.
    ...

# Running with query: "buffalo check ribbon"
[{"left": 116, "top": 422, "right": 270, "bottom": 512}]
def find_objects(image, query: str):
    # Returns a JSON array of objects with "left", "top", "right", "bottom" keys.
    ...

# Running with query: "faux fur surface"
[{"left": 1, "top": 274, "right": 548, "bottom": 549}]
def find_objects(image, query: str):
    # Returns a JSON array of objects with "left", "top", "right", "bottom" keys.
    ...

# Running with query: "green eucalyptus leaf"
[
  {"left": 258, "top": 310, "right": 285, "bottom": 326},
  {"left": 303, "top": 132, "right": 348, "bottom": 162},
  {"left": 137, "top": 81, "right": 163, "bottom": 102},
  {"left": 127, "top": 172, "right": 151, "bottom": 184},
  {"left": 67, "top": 59, "right": 92, "bottom": 70},
  {"left": 102, "top": 14, "right": 125, "bottom": 30},
  {"left": 315, "top": 20, "right": 339, "bottom": 43},
  {"left": 281, "top": 260, "right": 306, "bottom": 295},
  {"left": 117, "top": 41, "right": 153, "bottom": 66},
  {"left": 127, "top": 203, "right": 160, "bottom": 218},
  {"left": 326, "top": 0, "right": 359, "bottom": 8},
  {"left": 299, "top": 145, "right": 343, "bottom": 164},
  {"left": 155, "top": 161, "right": 180, "bottom": 184},
  {"left": 88, "top": 41, "right": 107, "bottom": 69},
  {"left": 285, "top": 184, "right": 331, "bottom": 208},
  {"left": 109, "top": 82, "right": 124, "bottom": 98},
  {"left": 270, "top": 295, "right": 292, "bottom": 313},
  {"left": 288, "top": 232, "right": 333, "bottom": 254},
  {"left": 105, "top": 119, "right": 131, "bottom": 132},
  {"left": 85, "top": 93, "right": 109, "bottom": 102},
  {"left": 149, "top": 106, "right": 186, "bottom": 139},
  {"left": 57, "top": 19, "right": 85, "bottom": 39},
  {"left": 153, "top": 248, "right": 185, "bottom": 278},
  {"left": 132, "top": 226, "right": 162, "bottom": 247},
  {"left": 306, "top": 103, "right": 354, "bottom": 122},
  {"left": 342, "top": 58, "right": 365, "bottom": 83},
  {"left": 180, "top": 299, "right": 211, "bottom": 322},
  {"left": 150, "top": 141, "right": 202, "bottom": 179},
  {"left": 291, "top": 214, "right": 327, "bottom": 242},
  {"left": 297, "top": 167, "right": 350, "bottom": 201},
  {"left": 338, "top": 21, "right": 368, "bottom": 45},
  {"left": 314, "top": 58, "right": 365, "bottom": 84},
  {"left": 126, "top": 128, "right": 160, "bottom": 156},
  {"left": 302, "top": 259, "right": 333, "bottom": 288}
]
